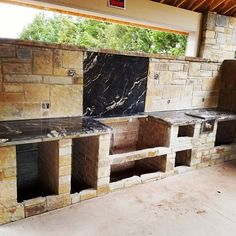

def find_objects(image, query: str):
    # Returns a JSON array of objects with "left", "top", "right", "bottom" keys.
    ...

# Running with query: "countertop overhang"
[{"left": 0, "top": 116, "right": 112, "bottom": 147}]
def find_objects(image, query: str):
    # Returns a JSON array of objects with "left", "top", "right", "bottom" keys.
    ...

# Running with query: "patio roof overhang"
[{"left": 1, "top": 0, "right": 235, "bottom": 57}]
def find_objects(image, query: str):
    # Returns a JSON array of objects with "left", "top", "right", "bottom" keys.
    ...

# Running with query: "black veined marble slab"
[
  {"left": 0, "top": 117, "right": 111, "bottom": 146},
  {"left": 83, "top": 52, "right": 149, "bottom": 117}
]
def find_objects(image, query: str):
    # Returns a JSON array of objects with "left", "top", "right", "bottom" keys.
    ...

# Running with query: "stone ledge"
[{"left": 0, "top": 38, "right": 220, "bottom": 63}]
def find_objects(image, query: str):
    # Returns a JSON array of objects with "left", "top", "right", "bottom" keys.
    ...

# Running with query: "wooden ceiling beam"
[
  {"left": 186, "top": 0, "right": 196, "bottom": 10},
  {"left": 219, "top": 0, "right": 232, "bottom": 14},
  {"left": 177, "top": 0, "right": 187, "bottom": 8},
  {"left": 210, "top": 0, "right": 226, "bottom": 11},
  {"left": 223, "top": 4, "right": 236, "bottom": 15},
  {"left": 192, "top": 0, "right": 208, "bottom": 11},
  {"left": 231, "top": 7, "right": 236, "bottom": 15},
  {"left": 173, "top": 0, "right": 179, "bottom": 6}
]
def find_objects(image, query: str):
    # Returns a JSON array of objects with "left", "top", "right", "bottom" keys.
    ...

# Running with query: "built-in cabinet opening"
[
  {"left": 110, "top": 155, "right": 167, "bottom": 182},
  {"left": 16, "top": 143, "right": 56, "bottom": 202},
  {"left": 215, "top": 120, "right": 236, "bottom": 146},
  {"left": 178, "top": 125, "right": 195, "bottom": 137},
  {"left": 71, "top": 137, "right": 96, "bottom": 194},
  {"left": 101, "top": 117, "right": 170, "bottom": 155},
  {"left": 175, "top": 150, "right": 192, "bottom": 167}
]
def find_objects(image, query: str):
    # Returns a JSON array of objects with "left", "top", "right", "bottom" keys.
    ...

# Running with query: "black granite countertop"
[
  {"left": 0, "top": 116, "right": 111, "bottom": 147},
  {"left": 146, "top": 109, "right": 236, "bottom": 125},
  {"left": 0, "top": 109, "right": 235, "bottom": 147}
]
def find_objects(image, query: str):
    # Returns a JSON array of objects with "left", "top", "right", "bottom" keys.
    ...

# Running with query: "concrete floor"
[{"left": 1, "top": 161, "right": 236, "bottom": 236}]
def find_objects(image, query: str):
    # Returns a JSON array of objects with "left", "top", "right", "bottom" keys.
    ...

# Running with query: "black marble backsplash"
[{"left": 83, "top": 52, "right": 149, "bottom": 116}]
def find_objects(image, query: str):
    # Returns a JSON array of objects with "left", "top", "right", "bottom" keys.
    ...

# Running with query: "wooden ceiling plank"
[
  {"left": 173, "top": 0, "right": 179, "bottom": 6},
  {"left": 210, "top": 0, "right": 226, "bottom": 11},
  {"left": 223, "top": 5, "right": 236, "bottom": 14},
  {"left": 192, "top": 0, "right": 208, "bottom": 11},
  {"left": 187, "top": 0, "right": 197, "bottom": 10},
  {"left": 219, "top": 0, "right": 231, "bottom": 13},
  {"left": 231, "top": 7, "right": 236, "bottom": 15},
  {"left": 177, "top": 0, "right": 187, "bottom": 8}
]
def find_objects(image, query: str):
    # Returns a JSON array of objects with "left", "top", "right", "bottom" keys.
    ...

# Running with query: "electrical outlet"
[{"left": 41, "top": 101, "right": 50, "bottom": 111}]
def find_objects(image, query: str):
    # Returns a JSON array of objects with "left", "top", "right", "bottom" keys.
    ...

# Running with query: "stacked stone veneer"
[
  {"left": 0, "top": 40, "right": 83, "bottom": 121},
  {"left": 200, "top": 12, "right": 236, "bottom": 61},
  {"left": 0, "top": 38, "right": 225, "bottom": 118},
  {"left": 145, "top": 58, "right": 221, "bottom": 112}
]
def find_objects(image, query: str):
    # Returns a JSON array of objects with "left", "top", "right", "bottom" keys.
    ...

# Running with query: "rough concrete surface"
[{"left": 1, "top": 161, "right": 236, "bottom": 236}]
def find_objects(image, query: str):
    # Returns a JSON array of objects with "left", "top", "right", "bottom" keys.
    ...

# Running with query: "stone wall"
[
  {"left": 145, "top": 58, "right": 221, "bottom": 112},
  {"left": 0, "top": 40, "right": 83, "bottom": 121},
  {"left": 0, "top": 39, "right": 225, "bottom": 119},
  {"left": 200, "top": 12, "right": 236, "bottom": 61}
]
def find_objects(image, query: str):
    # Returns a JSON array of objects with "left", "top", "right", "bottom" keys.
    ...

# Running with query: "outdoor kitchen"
[{"left": 0, "top": 9, "right": 236, "bottom": 227}]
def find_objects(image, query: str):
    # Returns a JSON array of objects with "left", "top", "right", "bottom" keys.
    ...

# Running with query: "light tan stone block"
[
  {"left": 79, "top": 189, "right": 97, "bottom": 201},
  {"left": 123, "top": 176, "right": 141, "bottom": 188},
  {"left": 50, "top": 85, "right": 83, "bottom": 116},
  {"left": 71, "top": 193, "right": 80, "bottom": 204},
  {"left": 97, "top": 185, "right": 110, "bottom": 196},
  {"left": 24, "top": 84, "right": 50, "bottom": 102},
  {"left": 159, "top": 71, "right": 173, "bottom": 85},
  {"left": 46, "top": 194, "right": 71, "bottom": 211},
  {"left": 0, "top": 102, "right": 23, "bottom": 120},
  {"left": 59, "top": 146, "right": 72, "bottom": 156},
  {"left": 59, "top": 155, "right": 72, "bottom": 166},
  {"left": 0, "top": 45, "right": 15, "bottom": 58},
  {"left": 0, "top": 180, "right": 17, "bottom": 203},
  {"left": 62, "top": 50, "right": 83, "bottom": 69},
  {"left": 22, "top": 103, "right": 41, "bottom": 119},
  {"left": 141, "top": 172, "right": 161, "bottom": 183},
  {"left": 3, "top": 63, "right": 31, "bottom": 74},
  {"left": 0, "top": 204, "right": 24, "bottom": 225},
  {"left": 0, "top": 93, "right": 25, "bottom": 103},
  {"left": 59, "top": 139, "right": 72, "bottom": 147},
  {"left": 33, "top": 49, "right": 53, "bottom": 75},
  {"left": 0, "top": 146, "right": 16, "bottom": 168},
  {"left": 24, "top": 197, "right": 46, "bottom": 217},
  {"left": 189, "top": 62, "right": 201, "bottom": 76},
  {"left": 162, "top": 86, "right": 182, "bottom": 99},
  {"left": 59, "top": 165, "right": 71, "bottom": 176},
  {"left": 43, "top": 76, "right": 73, "bottom": 85},
  {"left": 3, "top": 84, "right": 23, "bottom": 93},
  {"left": 110, "top": 180, "right": 124, "bottom": 191},
  {"left": 4, "top": 74, "right": 42, "bottom": 83}
]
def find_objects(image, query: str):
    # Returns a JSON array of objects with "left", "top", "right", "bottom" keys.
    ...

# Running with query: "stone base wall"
[
  {"left": 200, "top": 12, "right": 236, "bottom": 61},
  {"left": 109, "top": 120, "right": 236, "bottom": 192},
  {"left": 0, "top": 134, "right": 110, "bottom": 225},
  {"left": 0, "top": 124, "right": 236, "bottom": 224}
]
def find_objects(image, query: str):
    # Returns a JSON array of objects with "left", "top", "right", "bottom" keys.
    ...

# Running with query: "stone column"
[
  {"left": 96, "top": 133, "right": 112, "bottom": 196},
  {"left": 0, "top": 146, "right": 24, "bottom": 225}
]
